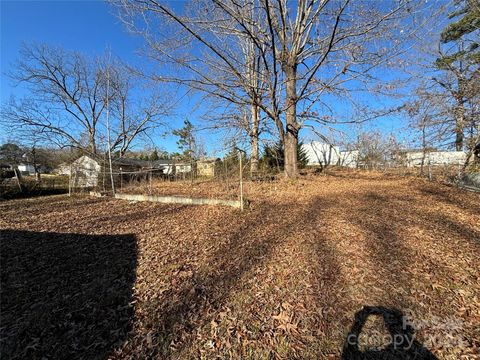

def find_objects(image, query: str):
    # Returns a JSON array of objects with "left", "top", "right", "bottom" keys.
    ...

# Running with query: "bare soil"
[{"left": 1, "top": 171, "right": 479, "bottom": 359}]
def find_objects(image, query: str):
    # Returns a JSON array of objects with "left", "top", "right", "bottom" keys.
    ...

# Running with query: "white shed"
[{"left": 71, "top": 155, "right": 102, "bottom": 187}]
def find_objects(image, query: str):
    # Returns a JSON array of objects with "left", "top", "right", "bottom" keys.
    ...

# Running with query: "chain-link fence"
[
  {"left": 0, "top": 172, "right": 69, "bottom": 199},
  {"left": 67, "top": 151, "right": 250, "bottom": 208}
]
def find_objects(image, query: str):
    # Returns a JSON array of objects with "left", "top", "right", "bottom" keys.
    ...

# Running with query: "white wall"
[
  {"left": 304, "top": 142, "right": 341, "bottom": 166},
  {"left": 161, "top": 163, "right": 192, "bottom": 174},
  {"left": 18, "top": 164, "right": 35, "bottom": 174},
  {"left": 304, "top": 142, "right": 358, "bottom": 168},
  {"left": 405, "top": 151, "right": 466, "bottom": 167},
  {"left": 338, "top": 150, "right": 359, "bottom": 168}
]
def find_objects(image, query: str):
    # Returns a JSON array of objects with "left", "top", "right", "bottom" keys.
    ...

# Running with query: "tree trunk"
[
  {"left": 420, "top": 124, "right": 426, "bottom": 176},
  {"left": 13, "top": 167, "right": 23, "bottom": 192},
  {"left": 89, "top": 130, "right": 97, "bottom": 155},
  {"left": 283, "top": 64, "right": 298, "bottom": 178},
  {"left": 249, "top": 104, "right": 260, "bottom": 176},
  {"left": 454, "top": 103, "right": 465, "bottom": 151},
  {"left": 31, "top": 147, "right": 41, "bottom": 182},
  {"left": 250, "top": 136, "right": 259, "bottom": 176},
  {"left": 455, "top": 124, "right": 464, "bottom": 151}
]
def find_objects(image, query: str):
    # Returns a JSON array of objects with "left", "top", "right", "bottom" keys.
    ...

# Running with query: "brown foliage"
[{"left": 1, "top": 172, "right": 479, "bottom": 359}]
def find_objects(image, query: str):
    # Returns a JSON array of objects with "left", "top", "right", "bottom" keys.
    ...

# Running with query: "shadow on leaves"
[
  {"left": 0, "top": 230, "right": 137, "bottom": 360},
  {"left": 341, "top": 306, "right": 437, "bottom": 360}
]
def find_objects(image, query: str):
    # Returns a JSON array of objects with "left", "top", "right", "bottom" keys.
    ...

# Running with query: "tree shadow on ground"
[
  {"left": 92, "top": 204, "right": 187, "bottom": 224},
  {"left": 136, "top": 199, "right": 339, "bottom": 358},
  {"left": 349, "top": 191, "right": 417, "bottom": 308},
  {"left": 0, "top": 230, "right": 137, "bottom": 360},
  {"left": 341, "top": 306, "right": 438, "bottom": 360},
  {"left": 418, "top": 184, "right": 480, "bottom": 216}
]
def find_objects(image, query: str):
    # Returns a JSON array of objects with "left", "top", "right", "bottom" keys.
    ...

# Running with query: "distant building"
[
  {"left": 197, "top": 158, "right": 219, "bottom": 177},
  {"left": 58, "top": 155, "right": 199, "bottom": 188},
  {"left": 17, "top": 163, "right": 36, "bottom": 175},
  {"left": 401, "top": 150, "right": 467, "bottom": 167},
  {"left": 155, "top": 160, "right": 192, "bottom": 175},
  {"left": 338, "top": 150, "right": 359, "bottom": 168},
  {"left": 303, "top": 142, "right": 358, "bottom": 168}
]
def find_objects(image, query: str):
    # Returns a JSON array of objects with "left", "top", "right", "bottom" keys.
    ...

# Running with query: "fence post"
[
  {"left": 149, "top": 169, "right": 152, "bottom": 193},
  {"left": 68, "top": 164, "right": 72, "bottom": 197},
  {"left": 239, "top": 150, "right": 244, "bottom": 211},
  {"left": 120, "top": 167, "right": 123, "bottom": 191}
]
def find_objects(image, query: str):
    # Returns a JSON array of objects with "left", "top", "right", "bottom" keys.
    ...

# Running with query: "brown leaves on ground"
[{"left": 1, "top": 171, "right": 479, "bottom": 359}]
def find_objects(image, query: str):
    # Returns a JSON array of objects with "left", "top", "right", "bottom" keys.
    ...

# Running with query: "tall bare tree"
[
  {"left": 115, "top": 0, "right": 270, "bottom": 175},
  {"left": 115, "top": 0, "right": 430, "bottom": 177},
  {"left": 1, "top": 44, "right": 168, "bottom": 157}
]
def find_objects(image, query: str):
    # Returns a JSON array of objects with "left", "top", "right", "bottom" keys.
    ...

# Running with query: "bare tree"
[
  {"left": 115, "top": 0, "right": 269, "bottom": 175},
  {"left": 114, "top": 0, "right": 431, "bottom": 177},
  {"left": 404, "top": 0, "right": 479, "bottom": 167},
  {"left": 1, "top": 44, "right": 168, "bottom": 157},
  {"left": 106, "top": 62, "right": 170, "bottom": 157}
]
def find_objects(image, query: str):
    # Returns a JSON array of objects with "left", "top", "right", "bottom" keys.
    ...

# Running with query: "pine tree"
[
  {"left": 434, "top": 0, "right": 479, "bottom": 151},
  {"left": 150, "top": 149, "right": 160, "bottom": 161},
  {"left": 173, "top": 120, "right": 195, "bottom": 161},
  {"left": 261, "top": 141, "right": 308, "bottom": 171},
  {"left": 436, "top": 0, "right": 480, "bottom": 68}
]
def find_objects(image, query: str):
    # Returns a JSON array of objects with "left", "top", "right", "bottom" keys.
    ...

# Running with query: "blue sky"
[
  {"left": 0, "top": 0, "right": 448, "bottom": 154},
  {"left": 1, "top": 1, "right": 140, "bottom": 92},
  {"left": 0, "top": 0, "right": 201, "bottom": 153}
]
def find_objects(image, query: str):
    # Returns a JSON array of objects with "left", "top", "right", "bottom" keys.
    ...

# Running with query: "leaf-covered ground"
[{"left": 1, "top": 172, "right": 479, "bottom": 359}]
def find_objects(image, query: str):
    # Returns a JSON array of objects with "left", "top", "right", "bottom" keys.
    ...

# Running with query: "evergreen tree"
[
  {"left": 432, "top": 0, "right": 479, "bottom": 151},
  {"left": 436, "top": 1, "right": 480, "bottom": 70},
  {"left": 173, "top": 119, "right": 195, "bottom": 161},
  {"left": 0, "top": 143, "right": 23, "bottom": 163},
  {"left": 150, "top": 149, "right": 160, "bottom": 161},
  {"left": 261, "top": 141, "right": 309, "bottom": 171}
]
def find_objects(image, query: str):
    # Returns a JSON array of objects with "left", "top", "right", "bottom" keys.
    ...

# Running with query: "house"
[
  {"left": 401, "top": 150, "right": 467, "bottom": 167},
  {"left": 174, "top": 163, "right": 192, "bottom": 174},
  {"left": 304, "top": 142, "right": 341, "bottom": 167},
  {"left": 197, "top": 158, "right": 219, "bottom": 177},
  {"left": 17, "top": 163, "right": 36, "bottom": 175},
  {"left": 338, "top": 150, "right": 359, "bottom": 168},
  {"left": 63, "top": 155, "right": 198, "bottom": 188},
  {"left": 304, "top": 142, "right": 358, "bottom": 168},
  {"left": 153, "top": 159, "right": 192, "bottom": 175}
]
